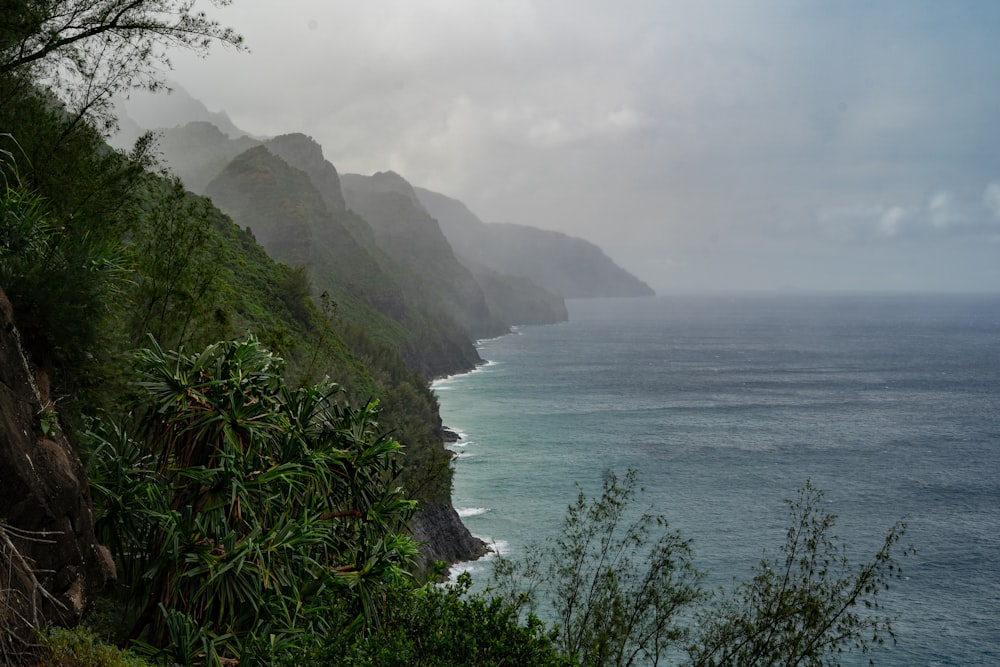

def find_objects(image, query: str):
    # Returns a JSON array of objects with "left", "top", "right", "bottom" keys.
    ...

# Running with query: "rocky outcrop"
[
  {"left": 0, "top": 288, "right": 114, "bottom": 656},
  {"left": 409, "top": 501, "right": 488, "bottom": 576}
]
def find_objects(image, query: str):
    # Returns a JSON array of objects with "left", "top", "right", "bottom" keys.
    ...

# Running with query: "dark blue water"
[{"left": 433, "top": 293, "right": 1000, "bottom": 666}]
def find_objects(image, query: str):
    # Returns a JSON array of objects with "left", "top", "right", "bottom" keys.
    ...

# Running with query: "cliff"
[
  {"left": 415, "top": 186, "right": 655, "bottom": 298},
  {"left": 0, "top": 288, "right": 114, "bottom": 656},
  {"left": 204, "top": 144, "right": 483, "bottom": 377},
  {"left": 409, "top": 502, "right": 489, "bottom": 575},
  {"left": 341, "top": 171, "right": 509, "bottom": 342}
]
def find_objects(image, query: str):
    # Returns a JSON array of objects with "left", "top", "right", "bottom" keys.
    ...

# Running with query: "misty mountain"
[
  {"left": 116, "top": 83, "right": 253, "bottom": 143},
  {"left": 340, "top": 171, "right": 566, "bottom": 333},
  {"left": 204, "top": 143, "right": 482, "bottom": 377},
  {"left": 150, "top": 121, "right": 261, "bottom": 193},
  {"left": 340, "top": 171, "right": 510, "bottom": 341},
  {"left": 130, "top": 114, "right": 566, "bottom": 370},
  {"left": 415, "top": 187, "right": 655, "bottom": 298}
]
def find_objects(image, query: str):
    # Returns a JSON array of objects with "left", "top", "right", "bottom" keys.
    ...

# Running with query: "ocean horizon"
[{"left": 433, "top": 292, "right": 1000, "bottom": 667}]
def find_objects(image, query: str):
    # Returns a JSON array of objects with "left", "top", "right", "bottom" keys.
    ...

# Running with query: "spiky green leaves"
[{"left": 88, "top": 335, "right": 418, "bottom": 665}]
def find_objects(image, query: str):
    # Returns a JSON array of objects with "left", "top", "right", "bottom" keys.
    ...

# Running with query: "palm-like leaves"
[{"left": 88, "top": 335, "right": 418, "bottom": 664}]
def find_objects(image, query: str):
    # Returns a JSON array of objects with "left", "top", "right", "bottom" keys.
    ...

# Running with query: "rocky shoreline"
[
  {"left": 410, "top": 500, "right": 489, "bottom": 575},
  {"left": 409, "top": 424, "right": 491, "bottom": 575}
]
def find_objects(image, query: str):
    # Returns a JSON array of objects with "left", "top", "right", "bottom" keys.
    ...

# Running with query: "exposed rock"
[
  {"left": 0, "top": 287, "right": 114, "bottom": 656},
  {"left": 409, "top": 501, "right": 489, "bottom": 576}
]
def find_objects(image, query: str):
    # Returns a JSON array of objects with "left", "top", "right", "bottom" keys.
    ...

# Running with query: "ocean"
[{"left": 432, "top": 293, "right": 1000, "bottom": 666}]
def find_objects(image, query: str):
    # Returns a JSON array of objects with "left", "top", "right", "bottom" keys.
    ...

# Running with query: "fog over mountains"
[{"left": 115, "top": 86, "right": 653, "bottom": 315}]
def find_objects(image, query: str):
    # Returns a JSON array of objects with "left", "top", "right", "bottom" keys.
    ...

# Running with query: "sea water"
[{"left": 432, "top": 293, "right": 1000, "bottom": 666}]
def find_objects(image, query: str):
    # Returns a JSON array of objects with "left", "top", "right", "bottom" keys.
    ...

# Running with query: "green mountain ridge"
[{"left": 204, "top": 141, "right": 486, "bottom": 378}]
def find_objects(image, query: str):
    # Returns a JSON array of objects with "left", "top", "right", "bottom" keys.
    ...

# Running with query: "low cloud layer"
[{"left": 162, "top": 0, "right": 1000, "bottom": 292}]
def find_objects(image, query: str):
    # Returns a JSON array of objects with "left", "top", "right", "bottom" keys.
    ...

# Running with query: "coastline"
[{"left": 428, "top": 329, "right": 535, "bottom": 576}]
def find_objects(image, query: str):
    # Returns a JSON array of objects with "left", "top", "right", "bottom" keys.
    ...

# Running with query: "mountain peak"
[
  {"left": 341, "top": 171, "right": 422, "bottom": 209},
  {"left": 265, "top": 134, "right": 346, "bottom": 213}
]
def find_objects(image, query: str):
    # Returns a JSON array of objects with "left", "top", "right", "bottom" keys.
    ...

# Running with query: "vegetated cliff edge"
[{"left": 0, "top": 288, "right": 114, "bottom": 653}]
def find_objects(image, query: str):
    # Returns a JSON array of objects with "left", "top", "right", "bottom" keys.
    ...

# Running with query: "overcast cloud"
[{"left": 159, "top": 0, "right": 1000, "bottom": 292}]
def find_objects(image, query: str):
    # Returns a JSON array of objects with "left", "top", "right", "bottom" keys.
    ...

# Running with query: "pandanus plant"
[{"left": 89, "top": 335, "right": 418, "bottom": 665}]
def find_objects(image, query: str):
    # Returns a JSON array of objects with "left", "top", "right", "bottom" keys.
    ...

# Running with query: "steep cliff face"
[
  {"left": 205, "top": 145, "right": 318, "bottom": 266},
  {"left": 205, "top": 147, "right": 482, "bottom": 377},
  {"left": 409, "top": 502, "right": 488, "bottom": 575},
  {"left": 415, "top": 186, "right": 655, "bottom": 298},
  {"left": 0, "top": 289, "right": 114, "bottom": 655},
  {"left": 265, "top": 133, "right": 347, "bottom": 215},
  {"left": 341, "top": 171, "right": 509, "bottom": 341}
]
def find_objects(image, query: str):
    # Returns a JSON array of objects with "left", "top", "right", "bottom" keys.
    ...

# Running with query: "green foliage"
[
  {"left": 0, "top": 142, "right": 129, "bottom": 383},
  {"left": 1, "top": 0, "right": 244, "bottom": 131},
  {"left": 36, "top": 626, "right": 155, "bottom": 667},
  {"left": 686, "top": 481, "right": 911, "bottom": 667},
  {"left": 125, "top": 176, "right": 228, "bottom": 350},
  {"left": 494, "top": 470, "right": 703, "bottom": 667},
  {"left": 88, "top": 336, "right": 419, "bottom": 665},
  {"left": 494, "top": 474, "right": 910, "bottom": 667},
  {"left": 311, "top": 573, "right": 574, "bottom": 667}
]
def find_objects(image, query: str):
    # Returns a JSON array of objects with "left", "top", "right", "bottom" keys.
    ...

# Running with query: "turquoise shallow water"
[{"left": 433, "top": 293, "right": 1000, "bottom": 667}]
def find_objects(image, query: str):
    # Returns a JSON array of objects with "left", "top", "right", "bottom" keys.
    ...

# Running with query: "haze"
[{"left": 151, "top": 0, "right": 1000, "bottom": 293}]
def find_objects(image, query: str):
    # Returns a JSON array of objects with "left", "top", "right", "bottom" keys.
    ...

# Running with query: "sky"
[{"left": 159, "top": 0, "right": 1000, "bottom": 293}]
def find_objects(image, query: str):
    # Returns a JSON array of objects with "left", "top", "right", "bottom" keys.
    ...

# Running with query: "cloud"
[
  {"left": 984, "top": 183, "right": 1000, "bottom": 221},
  {"left": 928, "top": 191, "right": 961, "bottom": 229},
  {"left": 878, "top": 206, "right": 907, "bottom": 238},
  {"left": 809, "top": 184, "right": 1000, "bottom": 246},
  {"left": 158, "top": 0, "right": 1000, "bottom": 292}
]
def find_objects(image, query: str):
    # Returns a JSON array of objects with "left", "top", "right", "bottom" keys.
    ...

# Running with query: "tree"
[
  {"left": 494, "top": 470, "right": 704, "bottom": 667},
  {"left": 126, "top": 175, "right": 228, "bottom": 350},
  {"left": 310, "top": 573, "right": 575, "bottom": 667},
  {"left": 686, "top": 481, "right": 911, "bottom": 667},
  {"left": 494, "top": 474, "right": 911, "bottom": 667},
  {"left": 0, "top": 139, "right": 130, "bottom": 386},
  {"left": 0, "top": 0, "right": 244, "bottom": 129}
]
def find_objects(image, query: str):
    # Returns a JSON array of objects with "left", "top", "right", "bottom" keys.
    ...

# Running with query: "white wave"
[
  {"left": 446, "top": 560, "right": 481, "bottom": 585},
  {"left": 481, "top": 538, "right": 509, "bottom": 559},
  {"left": 432, "top": 359, "right": 501, "bottom": 388},
  {"left": 456, "top": 507, "right": 491, "bottom": 517},
  {"left": 444, "top": 536, "right": 507, "bottom": 586}
]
